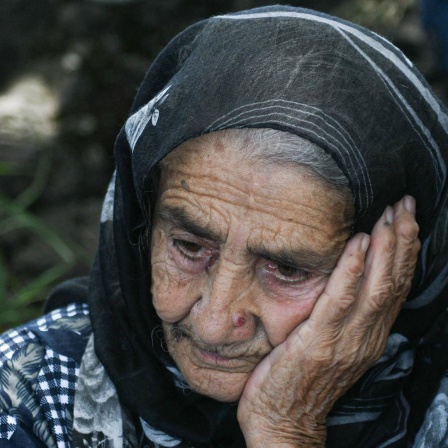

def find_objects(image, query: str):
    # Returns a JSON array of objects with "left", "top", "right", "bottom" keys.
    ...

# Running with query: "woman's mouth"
[
  {"left": 195, "top": 346, "right": 239, "bottom": 363},
  {"left": 189, "top": 343, "right": 264, "bottom": 372}
]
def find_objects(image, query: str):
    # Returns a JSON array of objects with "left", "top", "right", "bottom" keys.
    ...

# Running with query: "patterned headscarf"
[{"left": 85, "top": 5, "right": 448, "bottom": 447}]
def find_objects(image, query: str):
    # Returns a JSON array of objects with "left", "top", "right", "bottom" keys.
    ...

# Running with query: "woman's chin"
[
  {"left": 171, "top": 344, "right": 252, "bottom": 402},
  {"left": 185, "top": 369, "right": 248, "bottom": 402}
]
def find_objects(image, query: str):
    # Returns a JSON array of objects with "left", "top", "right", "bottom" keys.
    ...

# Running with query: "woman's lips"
[
  {"left": 190, "top": 344, "right": 256, "bottom": 371},
  {"left": 195, "top": 346, "right": 238, "bottom": 363}
]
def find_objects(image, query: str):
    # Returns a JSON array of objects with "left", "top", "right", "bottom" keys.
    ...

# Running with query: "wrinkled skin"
[
  {"left": 150, "top": 131, "right": 420, "bottom": 447},
  {"left": 237, "top": 199, "right": 420, "bottom": 447}
]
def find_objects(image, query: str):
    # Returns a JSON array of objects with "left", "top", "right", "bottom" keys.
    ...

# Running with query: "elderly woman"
[{"left": 1, "top": 5, "right": 448, "bottom": 448}]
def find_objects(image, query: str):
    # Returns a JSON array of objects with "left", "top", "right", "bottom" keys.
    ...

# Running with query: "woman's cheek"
[
  {"left": 261, "top": 278, "right": 328, "bottom": 347},
  {"left": 151, "top": 256, "right": 204, "bottom": 323},
  {"left": 258, "top": 268, "right": 329, "bottom": 302},
  {"left": 151, "top": 229, "right": 191, "bottom": 321}
]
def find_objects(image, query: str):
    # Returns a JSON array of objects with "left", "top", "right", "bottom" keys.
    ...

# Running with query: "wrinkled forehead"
[
  {"left": 160, "top": 129, "right": 350, "bottom": 195},
  {"left": 156, "top": 130, "right": 355, "bottom": 228}
]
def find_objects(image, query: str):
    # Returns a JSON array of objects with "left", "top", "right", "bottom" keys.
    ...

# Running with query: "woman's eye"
[
  {"left": 171, "top": 238, "right": 217, "bottom": 273},
  {"left": 266, "top": 261, "right": 311, "bottom": 284},
  {"left": 175, "top": 240, "right": 202, "bottom": 253},
  {"left": 277, "top": 263, "right": 301, "bottom": 277},
  {"left": 173, "top": 239, "right": 203, "bottom": 258}
]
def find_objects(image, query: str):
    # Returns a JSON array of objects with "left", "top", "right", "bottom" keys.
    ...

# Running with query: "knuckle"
[
  {"left": 346, "top": 257, "right": 364, "bottom": 279},
  {"left": 393, "top": 269, "right": 413, "bottom": 292},
  {"left": 369, "top": 284, "right": 394, "bottom": 312},
  {"left": 398, "top": 219, "right": 420, "bottom": 243},
  {"left": 332, "top": 295, "right": 357, "bottom": 314}
]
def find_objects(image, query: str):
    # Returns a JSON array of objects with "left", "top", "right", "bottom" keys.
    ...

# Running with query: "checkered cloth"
[
  {"left": 0, "top": 303, "right": 91, "bottom": 447},
  {"left": 0, "top": 415, "right": 17, "bottom": 441},
  {"left": 36, "top": 350, "right": 79, "bottom": 447}
]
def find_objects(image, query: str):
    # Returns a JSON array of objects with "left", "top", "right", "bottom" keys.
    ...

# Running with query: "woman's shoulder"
[
  {"left": 0, "top": 302, "right": 92, "bottom": 447},
  {"left": 0, "top": 302, "right": 91, "bottom": 368}
]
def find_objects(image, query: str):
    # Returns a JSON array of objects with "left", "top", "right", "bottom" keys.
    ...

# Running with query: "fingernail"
[
  {"left": 361, "top": 234, "right": 370, "bottom": 252},
  {"left": 385, "top": 206, "right": 394, "bottom": 225},
  {"left": 404, "top": 196, "right": 416, "bottom": 214}
]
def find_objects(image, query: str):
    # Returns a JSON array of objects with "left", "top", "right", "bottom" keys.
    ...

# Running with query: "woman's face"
[{"left": 151, "top": 132, "right": 354, "bottom": 402}]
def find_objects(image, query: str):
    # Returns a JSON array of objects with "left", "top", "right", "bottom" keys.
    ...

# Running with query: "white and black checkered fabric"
[
  {"left": 0, "top": 326, "right": 37, "bottom": 364},
  {"left": 36, "top": 349, "right": 79, "bottom": 447},
  {"left": 0, "top": 415, "right": 17, "bottom": 440},
  {"left": 0, "top": 303, "right": 90, "bottom": 446}
]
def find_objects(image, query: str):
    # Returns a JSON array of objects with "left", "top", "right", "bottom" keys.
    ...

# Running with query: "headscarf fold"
[{"left": 82, "top": 5, "right": 448, "bottom": 447}]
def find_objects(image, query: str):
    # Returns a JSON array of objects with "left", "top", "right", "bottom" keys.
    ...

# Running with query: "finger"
[
  {"left": 353, "top": 206, "right": 397, "bottom": 320},
  {"left": 391, "top": 196, "right": 420, "bottom": 297},
  {"left": 362, "top": 205, "right": 395, "bottom": 281},
  {"left": 308, "top": 232, "right": 370, "bottom": 327}
]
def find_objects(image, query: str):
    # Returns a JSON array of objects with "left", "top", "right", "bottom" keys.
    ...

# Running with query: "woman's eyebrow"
[{"left": 157, "top": 204, "right": 224, "bottom": 243}]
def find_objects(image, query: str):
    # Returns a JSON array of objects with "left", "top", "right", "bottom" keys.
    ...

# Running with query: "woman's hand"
[{"left": 237, "top": 196, "right": 421, "bottom": 448}]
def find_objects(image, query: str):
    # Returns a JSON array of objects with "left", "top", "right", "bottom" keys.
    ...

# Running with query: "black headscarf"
[{"left": 82, "top": 5, "right": 448, "bottom": 447}]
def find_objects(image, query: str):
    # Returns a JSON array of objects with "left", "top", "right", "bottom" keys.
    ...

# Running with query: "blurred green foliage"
[
  {"left": 336, "top": 0, "right": 416, "bottom": 31},
  {"left": 0, "top": 149, "right": 89, "bottom": 332}
]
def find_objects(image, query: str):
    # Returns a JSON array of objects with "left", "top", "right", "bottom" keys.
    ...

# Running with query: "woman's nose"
[{"left": 190, "top": 260, "right": 257, "bottom": 346}]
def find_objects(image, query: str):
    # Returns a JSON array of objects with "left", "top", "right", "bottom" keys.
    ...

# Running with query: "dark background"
[{"left": 1, "top": 0, "right": 447, "bottom": 330}]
